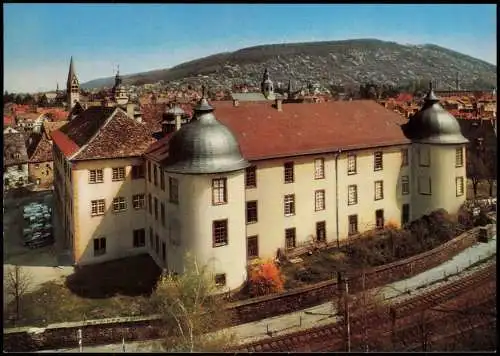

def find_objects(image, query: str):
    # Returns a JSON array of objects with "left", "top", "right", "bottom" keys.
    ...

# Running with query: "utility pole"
[
  {"left": 77, "top": 328, "right": 83, "bottom": 352},
  {"left": 344, "top": 276, "right": 351, "bottom": 353},
  {"left": 362, "top": 270, "right": 368, "bottom": 352},
  {"left": 15, "top": 266, "right": 20, "bottom": 321}
]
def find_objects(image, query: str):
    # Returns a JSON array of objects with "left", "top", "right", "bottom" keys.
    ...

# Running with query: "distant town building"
[{"left": 3, "top": 132, "right": 30, "bottom": 190}]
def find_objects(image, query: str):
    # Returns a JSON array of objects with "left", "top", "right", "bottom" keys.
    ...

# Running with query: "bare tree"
[
  {"left": 5, "top": 265, "right": 32, "bottom": 322},
  {"left": 466, "top": 149, "right": 488, "bottom": 198},
  {"left": 150, "top": 253, "right": 235, "bottom": 352}
]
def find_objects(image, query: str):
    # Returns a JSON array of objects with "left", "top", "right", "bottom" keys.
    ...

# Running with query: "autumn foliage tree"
[{"left": 248, "top": 259, "right": 284, "bottom": 297}]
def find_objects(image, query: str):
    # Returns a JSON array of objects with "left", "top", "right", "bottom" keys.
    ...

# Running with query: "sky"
[{"left": 3, "top": 4, "right": 497, "bottom": 93}]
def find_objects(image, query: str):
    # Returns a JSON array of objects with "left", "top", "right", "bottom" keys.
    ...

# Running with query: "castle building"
[{"left": 52, "top": 80, "right": 468, "bottom": 293}]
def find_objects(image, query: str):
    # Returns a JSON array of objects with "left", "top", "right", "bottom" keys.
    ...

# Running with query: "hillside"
[{"left": 81, "top": 39, "right": 497, "bottom": 91}]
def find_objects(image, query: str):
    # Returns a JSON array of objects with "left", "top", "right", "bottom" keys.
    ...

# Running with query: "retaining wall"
[{"left": 3, "top": 227, "right": 482, "bottom": 352}]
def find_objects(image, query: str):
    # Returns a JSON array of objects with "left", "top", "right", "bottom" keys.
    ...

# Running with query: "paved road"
[{"left": 39, "top": 228, "right": 497, "bottom": 353}]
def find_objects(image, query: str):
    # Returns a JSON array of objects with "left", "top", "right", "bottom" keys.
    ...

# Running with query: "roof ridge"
[{"left": 70, "top": 107, "right": 120, "bottom": 160}]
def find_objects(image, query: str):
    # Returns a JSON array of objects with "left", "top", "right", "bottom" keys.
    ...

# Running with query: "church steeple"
[
  {"left": 66, "top": 56, "right": 80, "bottom": 111},
  {"left": 261, "top": 68, "right": 274, "bottom": 99},
  {"left": 113, "top": 65, "right": 129, "bottom": 106}
]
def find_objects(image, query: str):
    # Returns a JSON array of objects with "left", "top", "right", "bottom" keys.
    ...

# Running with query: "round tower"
[
  {"left": 162, "top": 87, "right": 249, "bottom": 292},
  {"left": 261, "top": 68, "right": 274, "bottom": 98},
  {"left": 113, "top": 67, "right": 129, "bottom": 106},
  {"left": 403, "top": 81, "right": 469, "bottom": 221}
]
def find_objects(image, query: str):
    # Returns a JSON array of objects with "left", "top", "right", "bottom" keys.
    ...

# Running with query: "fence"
[{"left": 3, "top": 226, "right": 483, "bottom": 352}]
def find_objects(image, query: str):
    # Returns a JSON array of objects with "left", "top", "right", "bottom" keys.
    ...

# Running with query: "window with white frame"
[
  {"left": 89, "top": 169, "right": 104, "bottom": 183},
  {"left": 132, "top": 194, "right": 145, "bottom": 209},
  {"left": 246, "top": 201, "right": 258, "bottom": 224},
  {"left": 314, "top": 158, "right": 325, "bottom": 179},
  {"left": 401, "top": 176, "right": 410, "bottom": 195},
  {"left": 374, "top": 151, "right": 383, "bottom": 171},
  {"left": 348, "top": 185, "right": 358, "bottom": 205},
  {"left": 213, "top": 219, "right": 228, "bottom": 247},
  {"left": 456, "top": 176, "right": 464, "bottom": 196},
  {"left": 315, "top": 190, "right": 325, "bottom": 211},
  {"left": 91, "top": 199, "right": 105, "bottom": 216},
  {"left": 285, "top": 228, "right": 296, "bottom": 249},
  {"left": 212, "top": 178, "right": 227, "bottom": 205},
  {"left": 347, "top": 154, "right": 357, "bottom": 175},
  {"left": 455, "top": 148, "right": 464, "bottom": 167},
  {"left": 284, "top": 162, "right": 294, "bottom": 183},
  {"left": 374, "top": 180, "right": 384, "bottom": 200},
  {"left": 284, "top": 194, "right": 295, "bottom": 216},
  {"left": 112, "top": 167, "right": 126, "bottom": 181},
  {"left": 113, "top": 197, "right": 127, "bottom": 212}
]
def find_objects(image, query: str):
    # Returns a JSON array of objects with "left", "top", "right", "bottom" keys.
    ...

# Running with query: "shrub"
[{"left": 248, "top": 259, "right": 284, "bottom": 297}]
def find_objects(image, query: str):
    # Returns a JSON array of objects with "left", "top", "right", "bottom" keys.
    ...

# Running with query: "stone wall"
[{"left": 3, "top": 227, "right": 481, "bottom": 352}]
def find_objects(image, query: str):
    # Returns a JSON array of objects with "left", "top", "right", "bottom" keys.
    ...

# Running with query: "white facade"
[{"left": 141, "top": 141, "right": 467, "bottom": 292}]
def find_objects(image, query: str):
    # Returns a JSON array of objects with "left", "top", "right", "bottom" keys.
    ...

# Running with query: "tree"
[
  {"left": 466, "top": 149, "right": 488, "bottom": 198},
  {"left": 5, "top": 265, "right": 32, "bottom": 322},
  {"left": 247, "top": 259, "right": 284, "bottom": 297},
  {"left": 150, "top": 254, "right": 235, "bottom": 352},
  {"left": 483, "top": 148, "right": 497, "bottom": 197}
]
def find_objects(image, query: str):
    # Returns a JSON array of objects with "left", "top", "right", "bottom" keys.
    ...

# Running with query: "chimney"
[
  {"left": 275, "top": 98, "right": 283, "bottom": 112},
  {"left": 175, "top": 114, "right": 182, "bottom": 130},
  {"left": 126, "top": 103, "right": 135, "bottom": 119},
  {"left": 233, "top": 99, "right": 239, "bottom": 107}
]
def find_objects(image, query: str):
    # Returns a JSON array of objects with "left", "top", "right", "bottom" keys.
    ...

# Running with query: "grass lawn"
[{"left": 4, "top": 254, "right": 162, "bottom": 328}]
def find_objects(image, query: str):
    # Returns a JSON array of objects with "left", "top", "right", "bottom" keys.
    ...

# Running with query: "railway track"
[{"left": 230, "top": 262, "right": 496, "bottom": 352}]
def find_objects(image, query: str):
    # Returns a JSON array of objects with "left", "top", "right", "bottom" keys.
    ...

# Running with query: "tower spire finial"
[{"left": 423, "top": 79, "right": 439, "bottom": 105}]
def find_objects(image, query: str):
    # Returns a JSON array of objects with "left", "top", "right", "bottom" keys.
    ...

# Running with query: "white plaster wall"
[
  {"left": 161, "top": 171, "right": 247, "bottom": 292},
  {"left": 72, "top": 157, "right": 148, "bottom": 265},
  {"left": 411, "top": 143, "right": 467, "bottom": 220},
  {"left": 246, "top": 146, "right": 411, "bottom": 260}
]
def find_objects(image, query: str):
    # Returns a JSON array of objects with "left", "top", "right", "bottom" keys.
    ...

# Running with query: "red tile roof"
[
  {"left": 211, "top": 100, "right": 409, "bottom": 161},
  {"left": 29, "top": 133, "right": 53, "bottom": 163},
  {"left": 51, "top": 130, "right": 80, "bottom": 157},
  {"left": 4, "top": 115, "right": 14, "bottom": 126},
  {"left": 53, "top": 107, "right": 155, "bottom": 160}
]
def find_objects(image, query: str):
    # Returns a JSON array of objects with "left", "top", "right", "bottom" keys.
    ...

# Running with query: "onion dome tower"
[
  {"left": 261, "top": 68, "right": 274, "bottom": 99},
  {"left": 161, "top": 86, "right": 249, "bottom": 293},
  {"left": 164, "top": 86, "right": 249, "bottom": 174},
  {"left": 403, "top": 81, "right": 468, "bottom": 222},
  {"left": 403, "top": 81, "right": 468, "bottom": 145}
]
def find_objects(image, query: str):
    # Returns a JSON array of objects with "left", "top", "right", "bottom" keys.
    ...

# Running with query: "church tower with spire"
[
  {"left": 66, "top": 56, "right": 80, "bottom": 111},
  {"left": 261, "top": 68, "right": 274, "bottom": 99},
  {"left": 113, "top": 66, "right": 129, "bottom": 106}
]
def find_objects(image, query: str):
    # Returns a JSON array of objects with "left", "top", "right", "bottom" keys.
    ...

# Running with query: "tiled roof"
[
  {"left": 4, "top": 115, "right": 14, "bottom": 126},
  {"left": 29, "top": 133, "right": 53, "bottom": 163},
  {"left": 211, "top": 100, "right": 410, "bottom": 161},
  {"left": 51, "top": 130, "right": 80, "bottom": 157},
  {"left": 4, "top": 132, "right": 29, "bottom": 166},
  {"left": 59, "top": 106, "right": 116, "bottom": 147},
  {"left": 145, "top": 133, "right": 173, "bottom": 162},
  {"left": 53, "top": 107, "right": 156, "bottom": 161},
  {"left": 44, "top": 120, "right": 68, "bottom": 136}
]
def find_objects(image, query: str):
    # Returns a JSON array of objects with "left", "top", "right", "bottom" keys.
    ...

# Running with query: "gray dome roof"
[
  {"left": 166, "top": 105, "right": 186, "bottom": 117},
  {"left": 403, "top": 83, "right": 468, "bottom": 145},
  {"left": 163, "top": 93, "right": 249, "bottom": 174}
]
